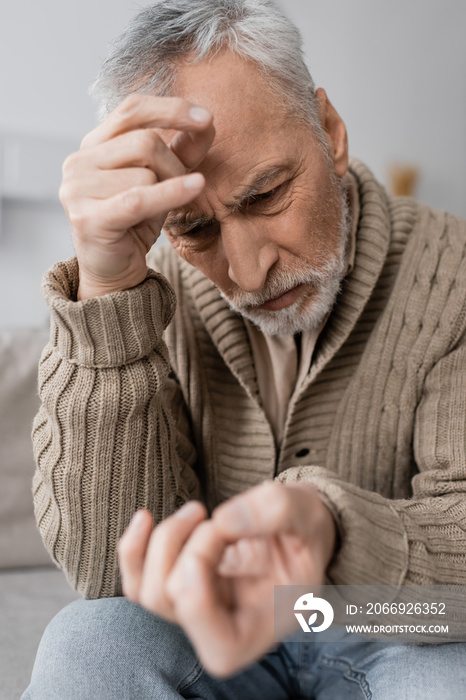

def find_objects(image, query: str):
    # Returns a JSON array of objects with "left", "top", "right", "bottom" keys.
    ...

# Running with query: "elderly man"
[{"left": 23, "top": 1, "right": 466, "bottom": 698}]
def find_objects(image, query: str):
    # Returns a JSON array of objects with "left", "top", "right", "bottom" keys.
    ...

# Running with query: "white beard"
[{"left": 220, "top": 189, "right": 351, "bottom": 337}]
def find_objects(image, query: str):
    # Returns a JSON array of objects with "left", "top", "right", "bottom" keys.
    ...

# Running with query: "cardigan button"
[{"left": 295, "top": 448, "right": 310, "bottom": 458}]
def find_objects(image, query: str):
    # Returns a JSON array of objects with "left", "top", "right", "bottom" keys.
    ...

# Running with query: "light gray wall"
[
  {"left": 1, "top": 0, "right": 465, "bottom": 327},
  {"left": 278, "top": 0, "right": 466, "bottom": 217},
  {"left": 0, "top": 0, "right": 154, "bottom": 329},
  {"left": 0, "top": 0, "right": 154, "bottom": 139}
]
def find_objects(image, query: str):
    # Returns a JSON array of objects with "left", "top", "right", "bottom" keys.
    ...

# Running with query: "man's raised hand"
[{"left": 59, "top": 94, "right": 214, "bottom": 299}]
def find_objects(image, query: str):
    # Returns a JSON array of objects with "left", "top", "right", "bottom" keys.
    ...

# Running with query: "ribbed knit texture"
[{"left": 32, "top": 160, "right": 466, "bottom": 597}]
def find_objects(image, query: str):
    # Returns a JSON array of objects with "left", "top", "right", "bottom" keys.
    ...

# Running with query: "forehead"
[
  {"left": 173, "top": 50, "right": 296, "bottom": 182},
  {"left": 175, "top": 49, "right": 287, "bottom": 129}
]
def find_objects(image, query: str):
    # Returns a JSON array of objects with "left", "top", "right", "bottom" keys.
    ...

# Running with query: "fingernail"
[
  {"left": 184, "top": 173, "right": 204, "bottom": 190},
  {"left": 129, "top": 510, "right": 146, "bottom": 531},
  {"left": 189, "top": 106, "right": 211, "bottom": 123},
  {"left": 175, "top": 501, "right": 202, "bottom": 519}
]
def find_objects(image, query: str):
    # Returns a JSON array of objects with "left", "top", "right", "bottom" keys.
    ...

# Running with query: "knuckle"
[
  {"left": 62, "top": 151, "right": 81, "bottom": 177},
  {"left": 189, "top": 520, "right": 211, "bottom": 543},
  {"left": 116, "top": 94, "right": 143, "bottom": 123},
  {"left": 151, "top": 515, "right": 181, "bottom": 551},
  {"left": 137, "top": 169, "right": 157, "bottom": 187},
  {"left": 67, "top": 204, "right": 92, "bottom": 232},
  {"left": 124, "top": 168, "right": 157, "bottom": 190},
  {"left": 58, "top": 182, "right": 72, "bottom": 206},
  {"left": 122, "top": 188, "right": 144, "bottom": 216},
  {"left": 132, "top": 129, "right": 150, "bottom": 149},
  {"left": 59, "top": 185, "right": 85, "bottom": 217},
  {"left": 80, "top": 132, "right": 93, "bottom": 150},
  {"left": 134, "top": 130, "right": 161, "bottom": 162}
]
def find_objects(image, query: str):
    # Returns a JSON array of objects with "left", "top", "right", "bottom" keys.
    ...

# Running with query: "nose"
[{"left": 222, "top": 222, "right": 279, "bottom": 292}]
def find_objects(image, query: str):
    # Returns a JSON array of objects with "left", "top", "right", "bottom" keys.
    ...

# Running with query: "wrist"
[{"left": 77, "top": 269, "right": 148, "bottom": 300}]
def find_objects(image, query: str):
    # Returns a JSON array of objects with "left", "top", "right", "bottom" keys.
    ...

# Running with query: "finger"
[
  {"left": 217, "top": 541, "right": 241, "bottom": 576},
  {"left": 95, "top": 129, "right": 187, "bottom": 179},
  {"left": 138, "top": 500, "right": 206, "bottom": 618},
  {"left": 98, "top": 172, "right": 206, "bottom": 231},
  {"left": 168, "top": 520, "right": 227, "bottom": 584},
  {"left": 82, "top": 94, "right": 213, "bottom": 149},
  {"left": 217, "top": 537, "right": 270, "bottom": 577},
  {"left": 213, "top": 481, "right": 319, "bottom": 541},
  {"left": 166, "top": 522, "right": 237, "bottom": 662},
  {"left": 61, "top": 167, "right": 157, "bottom": 201},
  {"left": 170, "top": 121, "right": 216, "bottom": 171},
  {"left": 171, "top": 555, "right": 242, "bottom": 675},
  {"left": 169, "top": 539, "right": 274, "bottom": 677},
  {"left": 166, "top": 519, "right": 232, "bottom": 609},
  {"left": 118, "top": 509, "right": 154, "bottom": 601}
]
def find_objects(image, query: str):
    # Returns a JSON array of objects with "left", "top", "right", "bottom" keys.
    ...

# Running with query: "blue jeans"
[{"left": 22, "top": 597, "right": 465, "bottom": 699}]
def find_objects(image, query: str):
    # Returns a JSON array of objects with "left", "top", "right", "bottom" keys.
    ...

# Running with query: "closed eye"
[
  {"left": 179, "top": 221, "right": 219, "bottom": 238},
  {"left": 247, "top": 185, "right": 280, "bottom": 205},
  {"left": 166, "top": 179, "right": 289, "bottom": 239}
]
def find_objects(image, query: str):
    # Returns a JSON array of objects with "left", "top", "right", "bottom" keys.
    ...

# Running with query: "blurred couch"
[{"left": 0, "top": 328, "right": 79, "bottom": 699}]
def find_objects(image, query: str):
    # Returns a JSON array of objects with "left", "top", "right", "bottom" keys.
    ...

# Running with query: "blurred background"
[
  {"left": 0, "top": 0, "right": 465, "bottom": 328},
  {"left": 1, "top": 5, "right": 464, "bottom": 692}
]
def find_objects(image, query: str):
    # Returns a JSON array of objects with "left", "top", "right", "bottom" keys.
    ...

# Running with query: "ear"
[{"left": 315, "top": 88, "right": 348, "bottom": 178}]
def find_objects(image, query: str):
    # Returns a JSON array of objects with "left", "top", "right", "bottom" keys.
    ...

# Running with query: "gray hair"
[{"left": 90, "top": 0, "right": 326, "bottom": 142}]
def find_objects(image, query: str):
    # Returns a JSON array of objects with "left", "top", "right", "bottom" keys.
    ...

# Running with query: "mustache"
[{"left": 223, "top": 261, "right": 337, "bottom": 311}]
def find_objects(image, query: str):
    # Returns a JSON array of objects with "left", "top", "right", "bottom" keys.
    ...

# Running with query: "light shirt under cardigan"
[{"left": 246, "top": 171, "right": 359, "bottom": 446}]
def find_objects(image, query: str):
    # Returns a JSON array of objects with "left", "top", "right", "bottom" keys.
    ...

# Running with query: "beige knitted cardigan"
[{"left": 32, "top": 160, "right": 466, "bottom": 599}]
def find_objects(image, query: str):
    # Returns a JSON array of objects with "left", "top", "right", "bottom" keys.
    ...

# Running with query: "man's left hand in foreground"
[{"left": 118, "top": 482, "right": 337, "bottom": 677}]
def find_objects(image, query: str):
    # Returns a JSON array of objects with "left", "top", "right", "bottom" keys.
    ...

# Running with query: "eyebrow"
[
  {"left": 232, "top": 164, "right": 290, "bottom": 208},
  {"left": 164, "top": 164, "right": 291, "bottom": 231}
]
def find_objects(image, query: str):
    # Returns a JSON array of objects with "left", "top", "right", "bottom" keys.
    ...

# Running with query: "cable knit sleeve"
[
  {"left": 32, "top": 257, "right": 200, "bottom": 599},
  {"left": 277, "top": 334, "right": 466, "bottom": 588}
]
